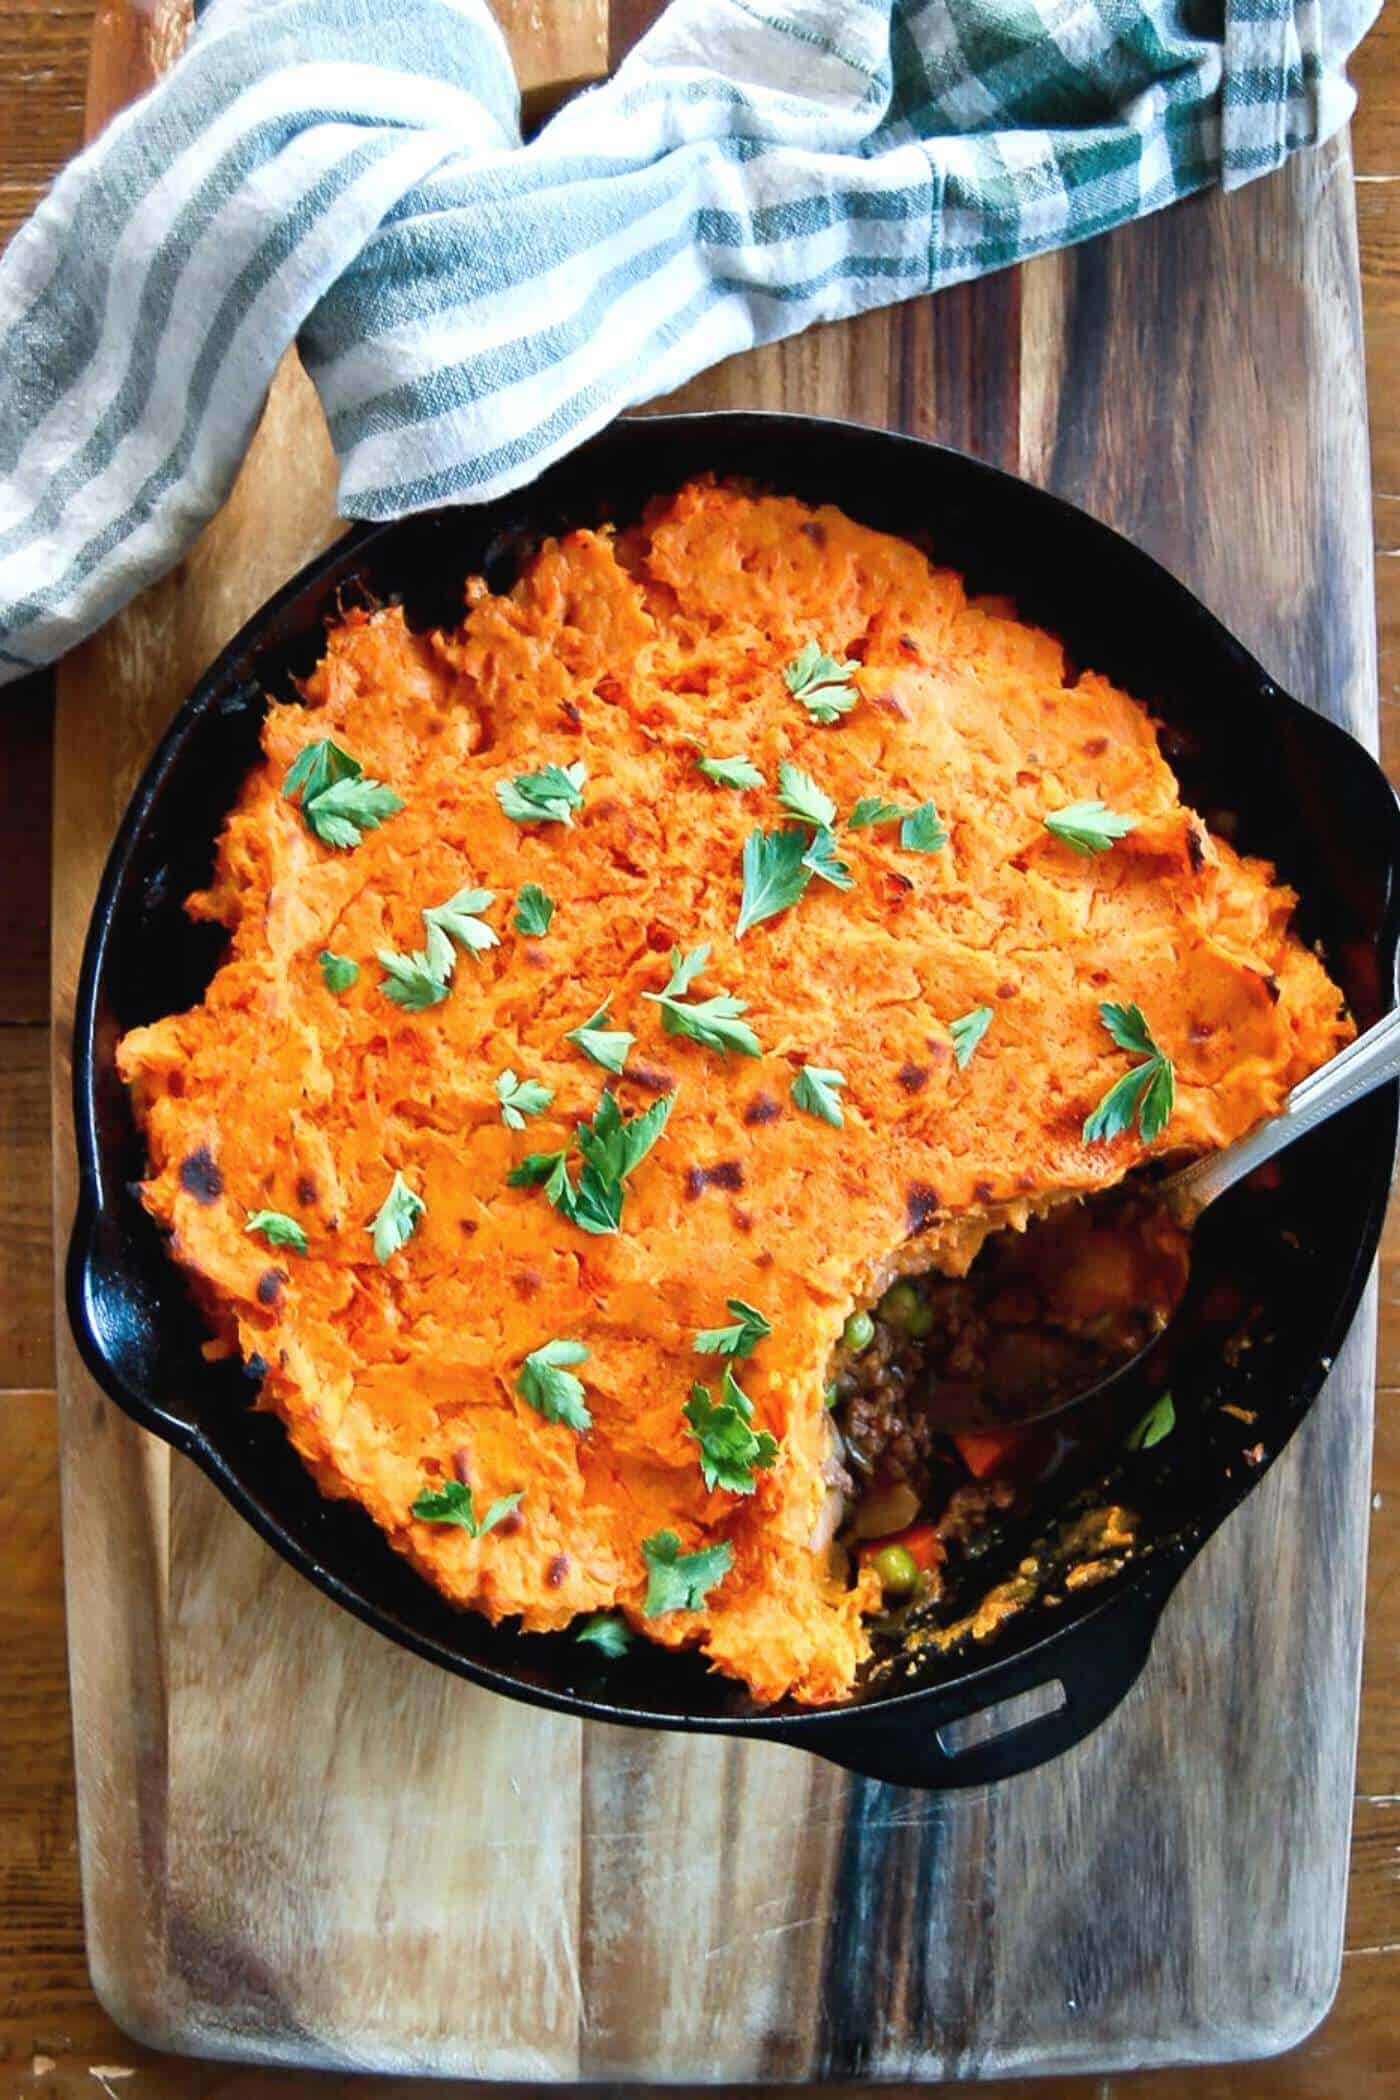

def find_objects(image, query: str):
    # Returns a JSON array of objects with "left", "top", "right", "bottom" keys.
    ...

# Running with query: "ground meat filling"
[{"left": 828, "top": 1187, "right": 1193, "bottom": 1614}]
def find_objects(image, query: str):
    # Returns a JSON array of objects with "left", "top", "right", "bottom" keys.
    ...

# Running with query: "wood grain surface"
[{"left": 2, "top": 1, "right": 1399, "bottom": 2094}]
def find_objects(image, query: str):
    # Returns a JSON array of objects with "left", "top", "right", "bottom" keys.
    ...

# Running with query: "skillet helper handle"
[{"left": 775, "top": 1567, "right": 1175, "bottom": 1790}]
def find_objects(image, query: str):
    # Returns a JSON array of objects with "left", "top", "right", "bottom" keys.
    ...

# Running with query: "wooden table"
[{"left": 3, "top": 5, "right": 1398, "bottom": 2094}]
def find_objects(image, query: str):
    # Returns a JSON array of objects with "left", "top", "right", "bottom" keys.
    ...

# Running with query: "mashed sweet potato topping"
[{"left": 118, "top": 481, "right": 1349, "bottom": 1705}]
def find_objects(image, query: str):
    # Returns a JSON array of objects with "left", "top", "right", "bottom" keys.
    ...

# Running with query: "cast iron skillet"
[{"left": 68, "top": 412, "right": 1400, "bottom": 1789}]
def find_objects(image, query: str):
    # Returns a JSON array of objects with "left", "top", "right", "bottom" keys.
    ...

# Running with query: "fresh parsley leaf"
[
  {"left": 303, "top": 776, "right": 404, "bottom": 850},
  {"left": 282, "top": 738, "right": 360, "bottom": 808},
  {"left": 516, "top": 1338, "right": 592, "bottom": 1432},
  {"left": 735, "top": 825, "right": 812, "bottom": 937},
  {"left": 507, "top": 1149, "right": 567, "bottom": 1189},
  {"left": 641, "top": 1530, "right": 734, "bottom": 1617},
  {"left": 694, "top": 1298, "right": 772, "bottom": 1358},
  {"left": 377, "top": 947, "right": 450, "bottom": 1012},
  {"left": 422, "top": 887, "right": 498, "bottom": 978},
  {"left": 1044, "top": 800, "right": 1138, "bottom": 855},
  {"left": 1083, "top": 1002, "right": 1176, "bottom": 1145},
  {"left": 644, "top": 946, "right": 761, "bottom": 1056},
  {"left": 801, "top": 825, "right": 854, "bottom": 891},
  {"left": 496, "top": 760, "right": 587, "bottom": 827},
  {"left": 412, "top": 1480, "right": 522, "bottom": 1537},
  {"left": 1126, "top": 1390, "right": 1176, "bottom": 1451},
  {"left": 508, "top": 1090, "right": 672, "bottom": 1235},
  {"left": 1082, "top": 1065, "right": 1157, "bottom": 1145},
  {"left": 791, "top": 1064, "right": 846, "bottom": 1127},
  {"left": 370, "top": 1170, "right": 425, "bottom": 1262},
  {"left": 697, "top": 754, "right": 764, "bottom": 790},
  {"left": 899, "top": 800, "right": 948, "bottom": 854},
  {"left": 245, "top": 1210, "right": 308, "bottom": 1255},
  {"left": 847, "top": 796, "right": 904, "bottom": 830},
  {"left": 566, "top": 1163, "right": 625, "bottom": 1235},
  {"left": 514, "top": 883, "right": 554, "bottom": 937},
  {"left": 777, "top": 760, "right": 837, "bottom": 830},
  {"left": 949, "top": 1006, "right": 993, "bottom": 1069},
  {"left": 495, "top": 1069, "right": 555, "bottom": 1130},
  {"left": 576, "top": 1612, "right": 633, "bottom": 1657},
  {"left": 565, "top": 996, "right": 635, "bottom": 1075},
  {"left": 1098, "top": 1001, "right": 1158, "bottom": 1059},
  {"left": 784, "top": 641, "right": 860, "bottom": 725},
  {"left": 575, "top": 1088, "right": 675, "bottom": 1186},
  {"left": 659, "top": 944, "right": 709, "bottom": 997},
  {"left": 318, "top": 949, "right": 359, "bottom": 993},
  {"left": 684, "top": 1366, "right": 780, "bottom": 1494},
  {"left": 1138, "top": 1057, "right": 1177, "bottom": 1143}
]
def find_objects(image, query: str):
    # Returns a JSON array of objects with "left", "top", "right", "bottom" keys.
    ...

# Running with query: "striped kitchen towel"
[{"left": 0, "top": 0, "right": 1380, "bottom": 684}]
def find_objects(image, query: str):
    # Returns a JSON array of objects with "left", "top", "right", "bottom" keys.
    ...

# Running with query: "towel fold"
[{"left": 0, "top": 0, "right": 1379, "bottom": 684}]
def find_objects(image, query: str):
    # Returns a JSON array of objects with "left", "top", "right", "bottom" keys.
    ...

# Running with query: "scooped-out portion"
[
  {"left": 117, "top": 479, "right": 1350, "bottom": 1705},
  {"left": 822, "top": 1185, "right": 1193, "bottom": 1624}
]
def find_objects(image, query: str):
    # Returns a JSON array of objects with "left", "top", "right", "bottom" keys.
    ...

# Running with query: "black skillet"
[{"left": 67, "top": 412, "right": 1400, "bottom": 1789}]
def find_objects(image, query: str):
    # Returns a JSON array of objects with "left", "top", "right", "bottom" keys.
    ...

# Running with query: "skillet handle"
[
  {"left": 772, "top": 1565, "right": 1178, "bottom": 1791},
  {"left": 66, "top": 1195, "right": 206, "bottom": 1453}
]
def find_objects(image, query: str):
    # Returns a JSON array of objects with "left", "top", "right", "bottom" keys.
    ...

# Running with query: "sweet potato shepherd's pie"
[{"left": 118, "top": 482, "right": 1349, "bottom": 1704}]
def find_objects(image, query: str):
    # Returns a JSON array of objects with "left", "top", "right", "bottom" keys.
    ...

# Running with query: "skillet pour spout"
[{"left": 67, "top": 411, "right": 1400, "bottom": 1789}]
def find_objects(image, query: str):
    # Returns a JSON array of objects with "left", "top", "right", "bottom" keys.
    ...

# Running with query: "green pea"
[
  {"left": 842, "top": 1310, "right": 875, "bottom": 1353},
  {"left": 823, "top": 1382, "right": 840, "bottom": 1410},
  {"left": 872, "top": 1542, "right": 919, "bottom": 1599},
  {"left": 878, "top": 1281, "right": 935, "bottom": 1337}
]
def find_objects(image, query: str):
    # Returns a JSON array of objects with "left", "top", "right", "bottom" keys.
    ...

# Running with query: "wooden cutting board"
[{"left": 51, "top": 0, "right": 1379, "bottom": 2078}]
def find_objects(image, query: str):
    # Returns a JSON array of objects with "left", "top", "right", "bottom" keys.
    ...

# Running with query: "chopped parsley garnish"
[
  {"left": 949, "top": 1006, "right": 993, "bottom": 1068},
  {"left": 684, "top": 1367, "right": 779, "bottom": 1494},
  {"left": 784, "top": 641, "right": 860, "bottom": 724},
  {"left": 495, "top": 1069, "right": 555, "bottom": 1130},
  {"left": 370, "top": 1170, "right": 425, "bottom": 1262},
  {"left": 378, "top": 887, "right": 497, "bottom": 1009},
  {"left": 496, "top": 760, "right": 587, "bottom": 827},
  {"left": 515, "top": 1338, "right": 592, "bottom": 1432},
  {"left": 697, "top": 753, "right": 765, "bottom": 790},
  {"left": 847, "top": 796, "right": 904, "bottom": 830},
  {"left": 1044, "top": 800, "right": 1138, "bottom": 855},
  {"left": 694, "top": 1298, "right": 772, "bottom": 1358},
  {"left": 282, "top": 737, "right": 359, "bottom": 808},
  {"left": 245, "top": 1210, "right": 308, "bottom": 1254},
  {"left": 508, "top": 1088, "right": 675, "bottom": 1236},
  {"left": 1126, "top": 1390, "right": 1176, "bottom": 1451},
  {"left": 301, "top": 776, "right": 404, "bottom": 849},
  {"left": 801, "top": 826, "right": 854, "bottom": 891},
  {"left": 514, "top": 883, "right": 555, "bottom": 936},
  {"left": 576, "top": 1087, "right": 675, "bottom": 1186},
  {"left": 412, "top": 1480, "right": 521, "bottom": 1536},
  {"left": 735, "top": 826, "right": 812, "bottom": 937},
  {"left": 791, "top": 1064, "right": 846, "bottom": 1127},
  {"left": 282, "top": 739, "right": 403, "bottom": 849},
  {"left": 318, "top": 949, "right": 359, "bottom": 994},
  {"left": 1083, "top": 1002, "right": 1176, "bottom": 1145},
  {"left": 644, "top": 944, "right": 761, "bottom": 1056},
  {"left": 576, "top": 1612, "right": 633, "bottom": 1657},
  {"left": 777, "top": 760, "right": 836, "bottom": 830},
  {"left": 421, "top": 887, "right": 498, "bottom": 978},
  {"left": 899, "top": 800, "right": 949, "bottom": 854},
  {"left": 565, "top": 996, "right": 634, "bottom": 1075},
  {"left": 376, "top": 947, "right": 450, "bottom": 1011},
  {"left": 641, "top": 1530, "right": 734, "bottom": 1617}
]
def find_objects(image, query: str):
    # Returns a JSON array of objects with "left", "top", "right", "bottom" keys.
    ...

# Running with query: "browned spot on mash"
[{"left": 179, "top": 1147, "right": 223, "bottom": 1204}]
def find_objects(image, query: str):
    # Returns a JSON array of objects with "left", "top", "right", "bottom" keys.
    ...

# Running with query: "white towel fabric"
[{"left": 0, "top": 0, "right": 1378, "bottom": 683}]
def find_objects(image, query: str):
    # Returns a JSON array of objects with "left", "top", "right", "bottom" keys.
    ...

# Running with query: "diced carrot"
[
  {"left": 953, "top": 1427, "right": 1030, "bottom": 1480},
  {"left": 857, "top": 1521, "right": 945, "bottom": 1571}
]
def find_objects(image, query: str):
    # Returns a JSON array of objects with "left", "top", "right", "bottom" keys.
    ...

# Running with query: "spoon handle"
[{"left": 1159, "top": 1005, "right": 1400, "bottom": 1219}]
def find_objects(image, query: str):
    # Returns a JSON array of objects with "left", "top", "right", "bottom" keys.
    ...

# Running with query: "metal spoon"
[{"left": 921, "top": 1005, "right": 1400, "bottom": 1434}]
